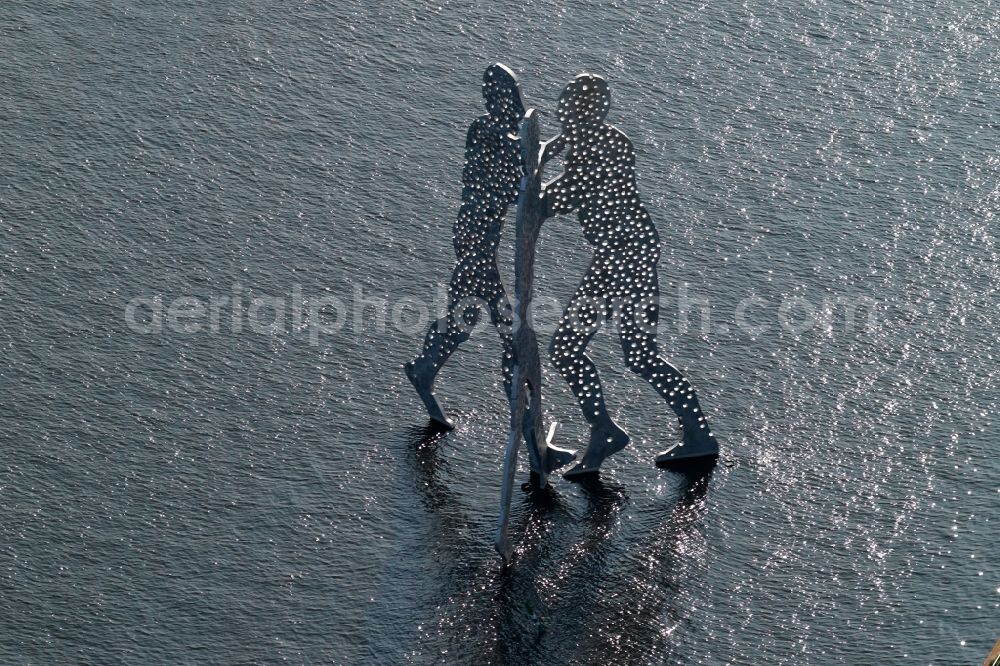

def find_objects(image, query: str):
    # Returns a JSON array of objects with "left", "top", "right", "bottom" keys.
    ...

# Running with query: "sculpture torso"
[
  {"left": 453, "top": 115, "right": 523, "bottom": 257},
  {"left": 557, "top": 123, "right": 660, "bottom": 257}
]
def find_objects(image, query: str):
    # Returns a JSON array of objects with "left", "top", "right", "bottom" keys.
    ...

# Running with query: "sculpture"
[
  {"left": 405, "top": 64, "right": 525, "bottom": 428},
  {"left": 407, "top": 66, "right": 719, "bottom": 562},
  {"left": 541, "top": 74, "right": 719, "bottom": 475},
  {"left": 496, "top": 108, "right": 577, "bottom": 562}
]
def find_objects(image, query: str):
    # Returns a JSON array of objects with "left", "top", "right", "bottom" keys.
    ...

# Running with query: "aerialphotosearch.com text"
[{"left": 123, "top": 283, "right": 920, "bottom": 345}]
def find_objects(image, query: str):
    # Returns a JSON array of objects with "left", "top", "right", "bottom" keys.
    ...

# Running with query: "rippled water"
[{"left": 2, "top": 1, "right": 997, "bottom": 664}]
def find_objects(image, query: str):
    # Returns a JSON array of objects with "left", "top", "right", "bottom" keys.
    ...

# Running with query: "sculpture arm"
[{"left": 538, "top": 134, "right": 566, "bottom": 169}]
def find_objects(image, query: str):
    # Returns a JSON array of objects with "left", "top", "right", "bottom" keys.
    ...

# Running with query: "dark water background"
[{"left": 2, "top": 1, "right": 998, "bottom": 664}]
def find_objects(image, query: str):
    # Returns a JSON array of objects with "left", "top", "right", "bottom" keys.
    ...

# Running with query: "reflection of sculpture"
[
  {"left": 541, "top": 74, "right": 719, "bottom": 474},
  {"left": 405, "top": 64, "right": 525, "bottom": 428}
]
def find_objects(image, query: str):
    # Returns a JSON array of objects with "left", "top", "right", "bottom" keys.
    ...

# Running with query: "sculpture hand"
[{"left": 539, "top": 134, "right": 565, "bottom": 168}]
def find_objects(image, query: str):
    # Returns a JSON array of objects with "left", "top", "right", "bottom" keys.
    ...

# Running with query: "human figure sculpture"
[
  {"left": 406, "top": 64, "right": 525, "bottom": 428},
  {"left": 540, "top": 74, "right": 720, "bottom": 476},
  {"left": 496, "top": 108, "right": 578, "bottom": 563}
]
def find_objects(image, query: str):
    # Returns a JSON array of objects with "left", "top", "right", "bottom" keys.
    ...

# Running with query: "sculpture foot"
[
  {"left": 424, "top": 418, "right": 454, "bottom": 435},
  {"left": 563, "top": 424, "right": 629, "bottom": 478},
  {"left": 545, "top": 444, "right": 577, "bottom": 474},
  {"left": 655, "top": 415, "right": 719, "bottom": 469},
  {"left": 655, "top": 453, "right": 719, "bottom": 473},
  {"left": 563, "top": 466, "right": 601, "bottom": 481},
  {"left": 405, "top": 360, "right": 453, "bottom": 430}
]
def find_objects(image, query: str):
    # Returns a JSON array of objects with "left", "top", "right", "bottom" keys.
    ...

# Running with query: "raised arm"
[{"left": 541, "top": 133, "right": 577, "bottom": 217}]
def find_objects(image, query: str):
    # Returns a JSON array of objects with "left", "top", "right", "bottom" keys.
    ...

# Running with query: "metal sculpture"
[
  {"left": 407, "top": 66, "right": 719, "bottom": 562},
  {"left": 405, "top": 64, "right": 525, "bottom": 428},
  {"left": 495, "top": 108, "right": 577, "bottom": 562},
  {"left": 542, "top": 74, "right": 719, "bottom": 474}
]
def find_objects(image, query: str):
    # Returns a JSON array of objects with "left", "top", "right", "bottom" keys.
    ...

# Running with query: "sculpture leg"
[
  {"left": 406, "top": 257, "right": 484, "bottom": 428},
  {"left": 491, "top": 272, "right": 575, "bottom": 482},
  {"left": 521, "top": 371, "right": 546, "bottom": 486},
  {"left": 521, "top": 369, "right": 576, "bottom": 479},
  {"left": 496, "top": 362, "right": 525, "bottom": 563},
  {"left": 486, "top": 268, "right": 515, "bottom": 402},
  {"left": 550, "top": 263, "right": 629, "bottom": 477},
  {"left": 616, "top": 264, "right": 719, "bottom": 467}
]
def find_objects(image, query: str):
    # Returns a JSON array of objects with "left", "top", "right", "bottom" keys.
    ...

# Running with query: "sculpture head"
[
  {"left": 482, "top": 63, "right": 525, "bottom": 128},
  {"left": 556, "top": 73, "right": 610, "bottom": 130}
]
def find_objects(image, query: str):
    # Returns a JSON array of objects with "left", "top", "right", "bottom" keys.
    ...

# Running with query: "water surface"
[{"left": 2, "top": 1, "right": 997, "bottom": 663}]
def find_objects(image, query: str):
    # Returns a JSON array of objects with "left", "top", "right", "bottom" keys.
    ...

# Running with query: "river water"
[{"left": 2, "top": 1, "right": 997, "bottom": 664}]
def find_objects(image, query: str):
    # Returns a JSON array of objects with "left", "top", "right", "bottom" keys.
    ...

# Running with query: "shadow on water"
[
  {"left": 399, "top": 422, "right": 571, "bottom": 582},
  {"left": 525, "top": 469, "right": 715, "bottom": 664},
  {"left": 406, "top": 423, "right": 464, "bottom": 527},
  {"left": 566, "top": 468, "right": 716, "bottom": 663},
  {"left": 399, "top": 420, "right": 717, "bottom": 665},
  {"left": 400, "top": 423, "right": 482, "bottom": 580}
]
